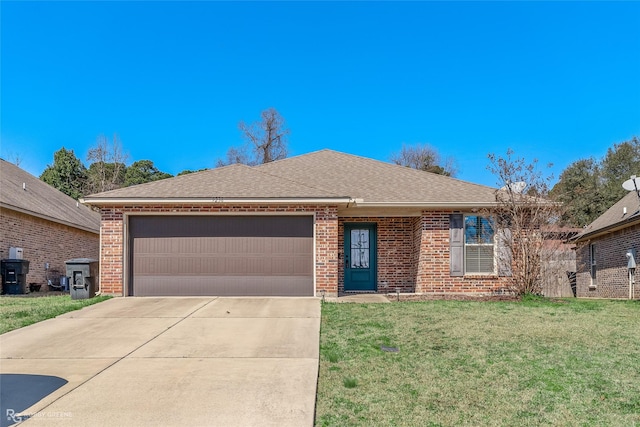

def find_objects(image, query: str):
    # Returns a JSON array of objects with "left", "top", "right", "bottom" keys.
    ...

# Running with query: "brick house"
[
  {"left": 82, "top": 150, "right": 513, "bottom": 297},
  {"left": 573, "top": 190, "right": 640, "bottom": 299},
  {"left": 0, "top": 159, "right": 100, "bottom": 291}
]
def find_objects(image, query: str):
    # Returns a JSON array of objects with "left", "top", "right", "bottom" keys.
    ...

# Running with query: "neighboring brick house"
[
  {"left": 573, "top": 190, "right": 640, "bottom": 299},
  {"left": 0, "top": 159, "right": 100, "bottom": 292},
  {"left": 82, "top": 150, "right": 514, "bottom": 297}
]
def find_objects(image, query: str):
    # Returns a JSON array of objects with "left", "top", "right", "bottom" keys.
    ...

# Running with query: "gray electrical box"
[
  {"left": 627, "top": 249, "right": 637, "bottom": 270},
  {"left": 65, "top": 258, "right": 99, "bottom": 299}
]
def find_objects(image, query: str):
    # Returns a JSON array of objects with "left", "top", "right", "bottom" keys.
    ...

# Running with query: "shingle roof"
[
  {"left": 83, "top": 149, "right": 499, "bottom": 206},
  {"left": 256, "top": 150, "right": 498, "bottom": 205},
  {"left": 87, "top": 163, "right": 345, "bottom": 199},
  {"left": 1, "top": 159, "right": 100, "bottom": 233},
  {"left": 574, "top": 190, "right": 640, "bottom": 241}
]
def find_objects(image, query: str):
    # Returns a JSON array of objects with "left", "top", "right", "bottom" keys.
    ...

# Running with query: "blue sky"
[{"left": 2, "top": 1, "right": 639, "bottom": 188}]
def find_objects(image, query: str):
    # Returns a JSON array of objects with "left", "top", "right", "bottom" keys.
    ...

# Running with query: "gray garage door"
[{"left": 128, "top": 216, "right": 314, "bottom": 296}]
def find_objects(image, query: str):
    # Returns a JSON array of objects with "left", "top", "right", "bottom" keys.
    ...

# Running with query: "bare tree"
[
  {"left": 217, "top": 108, "right": 289, "bottom": 167},
  {"left": 390, "top": 143, "right": 457, "bottom": 176},
  {"left": 215, "top": 146, "right": 252, "bottom": 168},
  {"left": 5, "top": 152, "right": 23, "bottom": 167},
  {"left": 486, "top": 149, "right": 562, "bottom": 296},
  {"left": 86, "top": 134, "right": 128, "bottom": 193}
]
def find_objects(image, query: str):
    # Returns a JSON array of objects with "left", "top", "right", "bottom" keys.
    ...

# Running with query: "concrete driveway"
[{"left": 0, "top": 297, "right": 320, "bottom": 426}]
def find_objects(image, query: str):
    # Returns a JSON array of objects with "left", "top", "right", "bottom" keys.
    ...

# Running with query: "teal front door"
[{"left": 344, "top": 224, "right": 377, "bottom": 291}]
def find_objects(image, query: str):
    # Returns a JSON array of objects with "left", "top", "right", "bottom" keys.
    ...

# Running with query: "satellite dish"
[
  {"left": 500, "top": 181, "right": 527, "bottom": 193},
  {"left": 622, "top": 175, "right": 640, "bottom": 192}
]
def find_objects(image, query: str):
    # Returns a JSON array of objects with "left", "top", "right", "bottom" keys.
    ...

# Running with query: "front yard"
[
  {"left": 0, "top": 295, "right": 111, "bottom": 334},
  {"left": 315, "top": 297, "right": 640, "bottom": 426}
]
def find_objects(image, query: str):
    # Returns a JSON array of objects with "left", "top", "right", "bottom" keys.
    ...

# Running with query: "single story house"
[
  {"left": 81, "top": 150, "right": 513, "bottom": 297},
  {"left": 573, "top": 189, "right": 640, "bottom": 299},
  {"left": 0, "top": 159, "right": 100, "bottom": 291}
]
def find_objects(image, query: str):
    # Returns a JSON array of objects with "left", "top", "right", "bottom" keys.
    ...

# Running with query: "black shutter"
[{"left": 450, "top": 214, "right": 464, "bottom": 276}]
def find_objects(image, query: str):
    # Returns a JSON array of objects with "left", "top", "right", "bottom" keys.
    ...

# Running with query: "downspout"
[
  {"left": 95, "top": 223, "right": 102, "bottom": 296},
  {"left": 627, "top": 249, "right": 637, "bottom": 300}
]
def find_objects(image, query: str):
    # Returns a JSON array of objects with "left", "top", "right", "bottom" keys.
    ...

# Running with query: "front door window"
[{"left": 350, "top": 229, "right": 370, "bottom": 268}]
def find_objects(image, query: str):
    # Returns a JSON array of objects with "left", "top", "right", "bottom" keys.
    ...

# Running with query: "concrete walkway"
[
  {"left": 0, "top": 297, "right": 320, "bottom": 427},
  {"left": 325, "top": 293, "right": 390, "bottom": 303}
]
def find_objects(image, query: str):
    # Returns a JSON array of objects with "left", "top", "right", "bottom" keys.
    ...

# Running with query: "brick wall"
[
  {"left": 97, "top": 205, "right": 515, "bottom": 297},
  {"left": 0, "top": 207, "right": 99, "bottom": 292},
  {"left": 575, "top": 222, "right": 640, "bottom": 299},
  {"left": 338, "top": 217, "right": 415, "bottom": 293},
  {"left": 415, "top": 211, "right": 510, "bottom": 294},
  {"left": 98, "top": 205, "right": 339, "bottom": 296},
  {"left": 338, "top": 213, "right": 508, "bottom": 294}
]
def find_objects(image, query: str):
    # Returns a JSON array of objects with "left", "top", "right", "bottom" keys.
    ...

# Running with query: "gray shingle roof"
[
  {"left": 87, "top": 163, "right": 345, "bottom": 199},
  {"left": 1, "top": 159, "right": 100, "bottom": 233},
  {"left": 574, "top": 190, "right": 640, "bottom": 241},
  {"left": 256, "top": 150, "right": 498, "bottom": 205},
  {"left": 83, "top": 149, "right": 499, "bottom": 206}
]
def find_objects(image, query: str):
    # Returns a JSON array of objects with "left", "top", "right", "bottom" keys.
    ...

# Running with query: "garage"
[{"left": 128, "top": 216, "right": 314, "bottom": 296}]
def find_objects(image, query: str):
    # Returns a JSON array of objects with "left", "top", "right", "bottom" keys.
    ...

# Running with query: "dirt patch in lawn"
[
  {"left": 384, "top": 293, "right": 575, "bottom": 303},
  {"left": 385, "top": 293, "right": 521, "bottom": 302}
]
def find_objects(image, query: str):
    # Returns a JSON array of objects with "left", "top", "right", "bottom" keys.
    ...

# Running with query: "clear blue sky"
[{"left": 2, "top": 1, "right": 639, "bottom": 188}]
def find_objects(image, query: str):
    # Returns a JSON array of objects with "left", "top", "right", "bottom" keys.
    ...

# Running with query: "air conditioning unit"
[{"left": 9, "top": 247, "right": 24, "bottom": 260}]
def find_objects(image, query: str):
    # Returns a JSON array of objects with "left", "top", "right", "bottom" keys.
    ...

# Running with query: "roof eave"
[
  {"left": 354, "top": 201, "right": 499, "bottom": 209},
  {"left": 1, "top": 203, "right": 100, "bottom": 234},
  {"left": 572, "top": 215, "right": 640, "bottom": 242},
  {"left": 80, "top": 197, "right": 355, "bottom": 206}
]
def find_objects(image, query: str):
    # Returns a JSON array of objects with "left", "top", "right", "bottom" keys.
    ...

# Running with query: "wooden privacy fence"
[{"left": 541, "top": 248, "right": 576, "bottom": 297}]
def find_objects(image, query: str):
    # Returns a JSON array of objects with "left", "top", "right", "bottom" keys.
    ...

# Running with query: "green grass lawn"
[
  {"left": 0, "top": 295, "right": 111, "bottom": 334},
  {"left": 315, "top": 297, "right": 640, "bottom": 426}
]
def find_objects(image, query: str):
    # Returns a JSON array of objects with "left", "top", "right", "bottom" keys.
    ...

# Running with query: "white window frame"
[{"left": 463, "top": 214, "right": 496, "bottom": 275}]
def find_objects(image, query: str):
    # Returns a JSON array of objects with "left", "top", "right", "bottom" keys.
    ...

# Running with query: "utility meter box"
[
  {"left": 9, "top": 247, "right": 24, "bottom": 260},
  {"left": 65, "top": 258, "right": 99, "bottom": 299},
  {"left": 627, "top": 248, "right": 637, "bottom": 270}
]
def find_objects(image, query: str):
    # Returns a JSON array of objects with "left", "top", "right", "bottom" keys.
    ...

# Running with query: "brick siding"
[
  {"left": 338, "top": 217, "right": 415, "bottom": 293},
  {"left": 97, "top": 206, "right": 514, "bottom": 297},
  {"left": 0, "top": 207, "right": 99, "bottom": 292},
  {"left": 575, "top": 222, "right": 640, "bottom": 299},
  {"left": 414, "top": 211, "right": 510, "bottom": 294}
]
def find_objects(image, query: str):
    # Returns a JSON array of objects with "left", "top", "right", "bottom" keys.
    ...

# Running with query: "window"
[
  {"left": 464, "top": 215, "right": 495, "bottom": 274},
  {"left": 590, "top": 243, "right": 597, "bottom": 286}
]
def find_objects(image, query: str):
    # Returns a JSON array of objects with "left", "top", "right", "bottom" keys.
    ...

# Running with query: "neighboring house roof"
[
  {"left": 573, "top": 190, "right": 640, "bottom": 242},
  {"left": 0, "top": 159, "right": 100, "bottom": 233},
  {"left": 82, "top": 150, "right": 499, "bottom": 208}
]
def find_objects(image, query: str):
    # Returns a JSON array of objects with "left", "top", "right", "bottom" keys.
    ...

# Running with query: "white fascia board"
[
  {"left": 353, "top": 201, "right": 499, "bottom": 209},
  {"left": 80, "top": 197, "right": 354, "bottom": 206}
]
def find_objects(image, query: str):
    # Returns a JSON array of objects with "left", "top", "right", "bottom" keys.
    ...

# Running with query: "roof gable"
[{"left": 0, "top": 159, "right": 100, "bottom": 233}]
